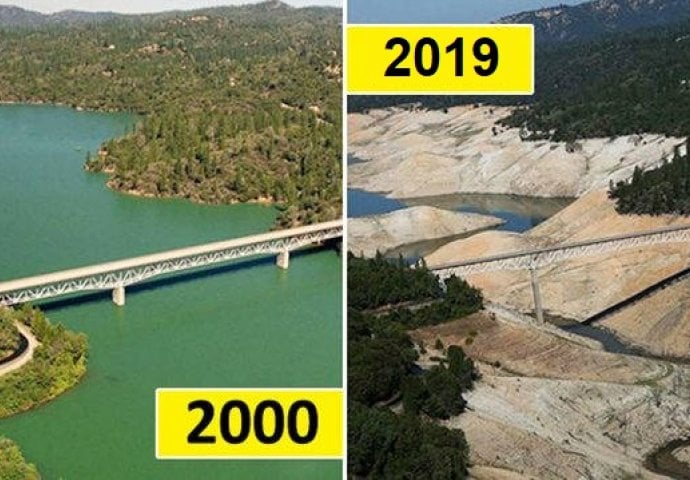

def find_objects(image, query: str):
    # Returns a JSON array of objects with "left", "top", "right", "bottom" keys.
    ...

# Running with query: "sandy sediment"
[
  {"left": 469, "top": 465, "right": 539, "bottom": 480},
  {"left": 349, "top": 106, "right": 690, "bottom": 477},
  {"left": 412, "top": 312, "right": 666, "bottom": 387},
  {"left": 412, "top": 311, "right": 690, "bottom": 479},
  {"left": 348, "top": 206, "right": 503, "bottom": 257},
  {"left": 425, "top": 191, "right": 690, "bottom": 358},
  {"left": 451, "top": 376, "right": 688, "bottom": 480},
  {"left": 599, "top": 278, "right": 690, "bottom": 359},
  {"left": 349, "top": 106, "right": 685, "bottom": 199}
]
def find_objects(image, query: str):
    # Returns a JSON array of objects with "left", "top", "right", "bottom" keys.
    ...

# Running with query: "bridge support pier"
[
  {"left": 112, "top": 286, "right": 125, "bottom": 307},
  {"left": 529, "top": 266, "right": 544, "bottom": 323},
  {"left": 276, "top": 250, "right": 290, "bottom": 270}
]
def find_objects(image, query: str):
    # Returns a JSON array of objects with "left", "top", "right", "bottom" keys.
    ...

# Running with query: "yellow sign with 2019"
[
  {"left": 347, "top": 25, "right": 534, "bottom": 94},
  {"left": 156, "top": 388, "right": 343, "bottom": 459}
]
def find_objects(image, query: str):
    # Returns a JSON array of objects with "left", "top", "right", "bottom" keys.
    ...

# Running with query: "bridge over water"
[
  {"left": 0, "top": 220, "right": 342, "bottom": 307},
  {"left": 430, "top": 223, "right": 690, "bottom": 323}
]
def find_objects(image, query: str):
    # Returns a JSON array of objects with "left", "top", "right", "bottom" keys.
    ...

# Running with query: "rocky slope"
[
  {"left": 348, "top": 206, "right": 503, "bottom": 257},
  {"left": 599, "top": 275, "right": 690, "bottom": 359},
  {"left": 349, "top": 106, "right": 685, "bottom": 199},
  {"left": 412, "top": 311, "right": 690, "bottom": 479}
]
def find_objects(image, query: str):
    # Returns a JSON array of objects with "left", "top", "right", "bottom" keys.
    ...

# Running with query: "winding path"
[{"left": 0, "top": 323, "right": 39, "bottom": 377}]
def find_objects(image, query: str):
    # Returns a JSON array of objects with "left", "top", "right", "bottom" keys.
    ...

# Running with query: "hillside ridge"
[
  {"left": 499, "top": 0, "right": 690, "bottom": 43},
  {"left": 0, "top": 1, "right": 300, "bottom": 28}
]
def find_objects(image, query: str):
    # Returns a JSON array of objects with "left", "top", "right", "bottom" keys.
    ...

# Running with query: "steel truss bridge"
[
  {"left": 0, "top": 220, "right": 342, "bottom": 307},
  {"left": 430, "top": 223, "right": 690, "bottom": 323}
]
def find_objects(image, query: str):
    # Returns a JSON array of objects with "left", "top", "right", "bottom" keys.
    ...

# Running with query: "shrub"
[
  {"left": 0, "top": 437, "right": 39, "bottom": 480},
  {"left": 0, "top": 306, "right": 88, "bottom": 418}
]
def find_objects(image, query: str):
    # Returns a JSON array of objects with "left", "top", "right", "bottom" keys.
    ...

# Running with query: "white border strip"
[{"left": 341, "top": 1, "right": 349, "bottom": 476}]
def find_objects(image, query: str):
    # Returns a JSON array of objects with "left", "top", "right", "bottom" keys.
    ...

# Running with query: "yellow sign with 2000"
[{"left": 156, "top": 388, "right": 343, "bottom": 459}]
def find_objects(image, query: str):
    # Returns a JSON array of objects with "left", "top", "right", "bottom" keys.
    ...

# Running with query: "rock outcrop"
[{"left": 348, "top": 206, "right": 504, "bottom": 257}]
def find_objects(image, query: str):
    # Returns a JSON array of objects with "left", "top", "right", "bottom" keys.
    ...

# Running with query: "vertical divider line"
[{"left": 341, "top": 1, "right": 349, "bottom": 476}]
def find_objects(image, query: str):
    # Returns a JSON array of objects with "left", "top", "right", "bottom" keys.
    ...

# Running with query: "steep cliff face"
[{"left": 499, "top": 0, "right": 690, "bottom": 43}]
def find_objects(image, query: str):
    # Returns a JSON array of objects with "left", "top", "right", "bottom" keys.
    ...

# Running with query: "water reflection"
[{"left": 348, "top": 188, "right": 574, "bottom": 259}]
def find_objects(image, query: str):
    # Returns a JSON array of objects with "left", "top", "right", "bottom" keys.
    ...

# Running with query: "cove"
[
  {"left": 348, "top": 189, "right": 572, "bottom": 233},
  {"left": 348, "top": 188, "right": 573, "bottom": 259},
  {"left": 0, "top": 105, "right": 342, "bottom": 479}
]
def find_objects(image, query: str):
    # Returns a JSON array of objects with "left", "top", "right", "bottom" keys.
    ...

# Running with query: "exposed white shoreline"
[
  {"left": 349, "top": 105, "right": 686, "bottom": 199},
  {"left": 348, "top": 205, "right": 504, "bottom": 257}
]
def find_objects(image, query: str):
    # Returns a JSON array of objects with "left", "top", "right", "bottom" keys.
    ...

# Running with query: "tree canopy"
[
  {"left": 0, "top": 305, "right": 88, "bottom": 418},
  {"left": 0, "top": 3, "right": 342, "bottom": 227},
  {"left": 0, "top": 310, "right": 20, "bottom": 358},
  {"left": 348, "top": 256, "right": 482, "bottom": 479},
  {"left": 348, "top": 402, "right": 470, "bottom": 480},
  {"left": 0, "top": 437, "right": 39, "bottom": 480},
  {"left": 609, "top": 139, "right": 690, "bottom": 215}
]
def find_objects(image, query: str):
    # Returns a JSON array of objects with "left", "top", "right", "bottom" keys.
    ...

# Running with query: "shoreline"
[
  {"left": 0, "top": 99, "right": 144, "bottom": 114},
  {"left": 351, "top": 184, "right": 580, "bottom": 202},
  {"left": 101, "top": 178, "right": 279, "bottom": 207},
  {"left": 348, "top": 206, "right": 505, "bottom": 258},
  {"left": 0, "top": 307, "right": 88, "bottom": 420},
  {"left": 0, "top": 367, "right": 87, "bottom": 420},
  {"left": 0, "top": 102, "right": 339, "bottom": 228}
]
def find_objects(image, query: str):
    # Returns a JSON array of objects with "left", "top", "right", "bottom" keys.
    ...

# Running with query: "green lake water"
[{"left": 0, "top": 105, "right": 342, "bottom": 479}]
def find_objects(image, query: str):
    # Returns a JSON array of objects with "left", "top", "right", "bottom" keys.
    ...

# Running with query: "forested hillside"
[
  {"left": 609, "top": 140, "right": 690, "bottom": 215},
  {"left": 499, "top": 0, "right": 690, "bottom": 44},
  {"left": 0, "top": 305, "right": 87, "bottom": 418},
  {"left": 0, "top": 5, "right": 120, "bottom": 28},
  {"left": 348, "top": 255, "right": 480, "bottom": 479},
  {"left": 500, "top": 19, "right": 690, "bottom": 142},
  {"left": 0, "top": 2, "right": 342, "bottom": 227}
]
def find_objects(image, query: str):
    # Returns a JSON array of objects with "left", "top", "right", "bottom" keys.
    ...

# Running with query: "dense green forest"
[
  {"left": 0, "top": 2, "right": 342, "bottom": 227},
  {"left": 0, "top": 305, "right": 88, "bottom": 418},
  {"left": 500, "top": 20, "right": 690, "bottom": 142},
  {"left": 348, "top": 402, "right": 469, "bottom": 479},
  {"left": 348, "top": 253, "right": 443, "bottom": 311},
  {"left": 348, "top": 255, "right": 481, "bottom": 479},
  {"left": 0, "top": 437, "right": 39, "bottom": 480},
  {"left": 609, "top": 140, "right": 690, "bottom": 215},
  {"left": 499, "top": 0, "right": 690, "bottom": 45},
  {"left": 351, "top": 19, "right": 690, "bottom": 143}
]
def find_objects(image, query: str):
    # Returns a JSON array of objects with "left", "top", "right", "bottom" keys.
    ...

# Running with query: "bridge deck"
[
  {"left": 431, "top": 222, "right": 690, "bottom": 273},
  {"left": 0, "top": 220, "right": 343, "bottom": 294}
]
